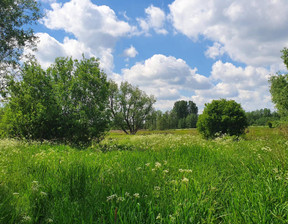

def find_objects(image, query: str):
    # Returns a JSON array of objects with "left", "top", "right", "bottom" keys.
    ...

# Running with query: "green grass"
[{"left": 1, "top": 127, "right": 288, "bottom": 223}]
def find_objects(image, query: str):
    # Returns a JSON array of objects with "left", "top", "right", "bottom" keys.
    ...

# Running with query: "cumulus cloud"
[
  {"left": 31, "top": 0, "right": 137, "bottom": 73},
  {"left": 192, "top": 61, "right": 274, "bottom": 112},
  {"left": 119, "top": 54, "right": 212, "bottom": 110},
  {"left": 137, "top": 5, "right": 168, "bottom": 35},
  {"left": 122, "top": 54, "right": 211, "bottom": 89},
  {"left": 123, "top": 45, "right": 138, "bottom": 58},
  {"left": 169, "top": 0, "right": 288, "bottom": 67},
  {"left": 119, "top": 54, "right": 275, "bottom": 112}
]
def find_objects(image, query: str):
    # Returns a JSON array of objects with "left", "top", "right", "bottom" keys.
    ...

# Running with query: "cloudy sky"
[{"left": 31, "top": 0, "right": 288, "bottom": 112}]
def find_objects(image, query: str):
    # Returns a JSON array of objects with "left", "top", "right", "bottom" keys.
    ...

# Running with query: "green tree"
[
  {"left": 197, "top": 99, "right": 248, "bottom": 139},
  {"left": 246, "top": 109, "right": 280, "bottom": 126},
  {"left": 172, "top": 100, "right": 198, "bottom": 129},
  {"left": 109, "top": 81, "right": 156, "bottom": 134},
  {"left": 0, "top": 0, "right": 42, "bottom": 66},
  {"left": 172, "top": 100, "right": 189, "bottom": 119},
  {"left": 1, "top": 57, "right": 110, "bottom": 146},
  {"left": 185, "top": 113, "right": 198, "bottom": 128},
  {"left": 269, "top": 48, "right": 288, "bottom": 117}
]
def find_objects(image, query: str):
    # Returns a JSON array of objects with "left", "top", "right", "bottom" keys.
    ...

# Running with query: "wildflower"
[
  {"left": 40, "top": 191, "right": 47, "bottom": 197},
  {"left": 169, "top": 215, "right": 176, "bottom": 222},
  {"left": 155, "top": 162, "right": 162, "bottom": 168},
  {"left": 156, "top": 213, "right": 161, "bottom": 220},
  {"left": 136, "top": 167, "right": 142, "bottom": 171},
  {"left": 31, "top": 180, "right": 39, "bottom": 191},
  {"left": 22, "top": 215, "right": 31, "bottom": 222},
  {"left": 179, "top": 169, "right": 192, "bottom": 173},
  {"left": 163, "top": 169, "right": 169, "bottom": 173},
  {"left": 125, "top": 192, "right": 130, "bottom": 197},
  {"left": 154, "top": 186, "right": 161, "bottom": 191},
  {"left": 117, "top": 197, "right": 125, "bottom": 202},
  {"left": 133, "top": 193, "right": 140, "bottom": 198},
  {"left": 46, "top": 218, "right": 54, "bottom": 223},
  {"left": 182, "top": 177, "right": 189, "bottom": 183},
  {"left": 145, "top": 163, "right": 150, "bottom": 167},
  {"left": 107, "top": 194, "right": 118, "bottom": 201}
]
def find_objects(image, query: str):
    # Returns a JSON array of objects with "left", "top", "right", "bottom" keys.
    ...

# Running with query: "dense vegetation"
[
  {"left": 246, "top": 108, "right": 280, "bottom": 126},
  {"left": 197, "top": 99, "right": 248, "bottom": 139},
  {"left": 144, "top": 100, "right": 198, "bottom": 130},
  {"left": 1, "top": 127, "right": 288, "bottom": 223},
  {"left": 0, "top": 57, "right": 110, "bottom": 147}
]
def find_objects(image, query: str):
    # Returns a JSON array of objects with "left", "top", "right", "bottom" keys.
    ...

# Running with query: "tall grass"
[{"left": 1, "top": 127, "right": 288, "bottom": 223}]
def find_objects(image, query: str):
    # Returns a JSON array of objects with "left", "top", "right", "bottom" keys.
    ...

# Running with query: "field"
[{"left": 1, "top": 127, "right": 288, "bottom": 223}]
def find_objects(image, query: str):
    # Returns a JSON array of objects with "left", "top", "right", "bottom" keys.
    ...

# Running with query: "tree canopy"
[
  {"left": 1, "top": 57, "right": 110, "bottom": 147},
  {"left": 0, "top": 0, "right": 42, "bottom": 66},
  {"left": 197, "top": 99, "right": 248, "bottom": 139},
  {"left": 109, "top": 81, "right": 155, "bottom": 134},
  {"left": 269, "top": 48, "right": 288, "bottom": 117}
]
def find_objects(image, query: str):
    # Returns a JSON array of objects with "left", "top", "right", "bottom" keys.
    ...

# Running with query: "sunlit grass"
[{"left": 1, "top": 127, "right": 288, "bottom": 223}]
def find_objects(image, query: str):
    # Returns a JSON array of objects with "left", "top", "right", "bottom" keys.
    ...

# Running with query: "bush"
[
  {"left": 1, "top": 57, "right": 110, "bottom": 147},
  {"left": 197, "top": 99, "right": 248, "bottom": 139}
]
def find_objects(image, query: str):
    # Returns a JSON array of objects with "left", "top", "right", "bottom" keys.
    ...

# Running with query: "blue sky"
[{"left": 30, "top": 0, "right": 288, "bottom": 112}]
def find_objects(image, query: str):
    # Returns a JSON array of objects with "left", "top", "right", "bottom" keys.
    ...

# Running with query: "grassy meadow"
[{"left": 1, "top": 127, "right": 288, "bottom": 223}]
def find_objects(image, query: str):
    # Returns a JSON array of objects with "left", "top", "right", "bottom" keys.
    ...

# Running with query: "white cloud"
[
  {"left": 26, "top": 33, "right": 113, "bottom": 73},
  {"left": 119, "top": 54, "right": 275, "bottom": 112},
  {"left": 193, "top": 61, "right": 274, "bottom": 112},
  {"left": 31, "top": 0, "right": 137, "bottom": 73},
  {"left": 205, "top": 42, "right": 225, "bottom": 59},
  {"left": 122, "top": 54, "right": 211, "bottom": 89},
  {"left": 137, "top": 5, "right": 168, "bottom": 35},
  {"left": 119, "top": 54, "right": 212, "bottom": 110},
  {"left": 169, "top": 0, "right": 288, "bottom": 67},
  {"left": 123, "top": 46, "right": 138, "bottom": 58}
]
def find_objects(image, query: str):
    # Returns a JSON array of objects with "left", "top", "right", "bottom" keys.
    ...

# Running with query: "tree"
[
  {"left": 0, "top": 0, "right": 42, "bottom": 99},
  {"left": 172, "top": 100, "right": 198, "bottom": 129},
  {"left": 0, "top": 0, "right": 42, "bottom": 66},
  {"left": 1, "top": 56, "right": 110, "bottom": 147},
  {"left": 246, "top": 109, "right": 280, "bottom": 126},
  {"left": 109, "top": 81, "right": 156, "bottom": 134},
  {"left": 197, "top": 99, "right": 248, "bottom": 139},
  {"left": 172, "top": 100, "right": 189, "bottom": 119},
  {"left": 269, "top": 48, "right": 288, "bottom": 117}
]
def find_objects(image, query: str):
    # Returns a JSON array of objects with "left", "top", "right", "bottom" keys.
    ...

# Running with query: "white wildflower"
[
  {"left": 22, "top": 215, "right": 31, "bottom": 222},
  {"left": 156, "top": 213, "right": 161, "bottom": 220},
  {"left": 117, "top": 197, "right": 125, "bottom": 202},
  {"left": 145, "top": 163, "right": 150, "bottom": 167},
  {"left": 46, "top": 218, "right": 54, "bottom": 223},
  {"left": 155, "top": 162, "right": 162, "bottom": 168},
  {"left": 154, "top": 186, "right": 161, "bottom": 191},
  {"left": 133, "top": 193, "right": 140, "bottom": 198},
  {"left": 182, "top": 177, "right": 189, "bottom": 183},
  {"left": 107, "top": 194, "right": 118, "bottom": 201}
]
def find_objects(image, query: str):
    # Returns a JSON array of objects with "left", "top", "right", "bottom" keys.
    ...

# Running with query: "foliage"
[
  {"left": 197, "top": 99, "right": 248, "bottom": 139},
  {"left": 269, "top": 48, "right": 288, "bottom": 117},
  {"left": 1, "top": 57, "right": 110, "bottom": 146},
  {"left": 145, "top": 100, "right": 198, "bottom": 130},
  {"left": 1, "top": 127, "right": 288, "bottom": 223},
  {"left": 246, "top": 108, "right": 280, "bottom": 126},
  {"left": 281, "top": 47, "right": 288, "bottom": 70},
  {"left": 109, "top": 81, "right": 156, "bottom": 134},
  {"left": 0, "top": 0, "right": 42, "bottom": 66},
  {"left": 269, "top": 73, "right": 288, "bottom": 117}
]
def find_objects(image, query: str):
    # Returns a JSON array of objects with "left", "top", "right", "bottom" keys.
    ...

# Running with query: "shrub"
[
  {"left": 1, "top": 57, "right": 110, "bottom": 147},
  {"left": 197, "top": 99, "right": 248, "bottom": 139}
]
